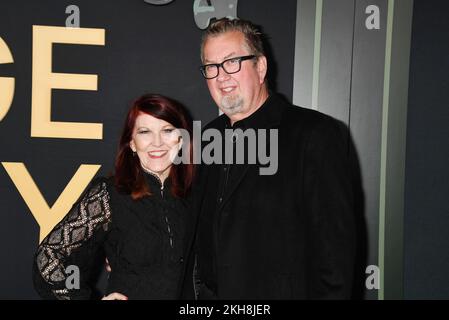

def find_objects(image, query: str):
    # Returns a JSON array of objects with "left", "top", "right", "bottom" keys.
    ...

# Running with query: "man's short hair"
[{"left": 200, "top": 18, "right": 266, "bottom": 63}]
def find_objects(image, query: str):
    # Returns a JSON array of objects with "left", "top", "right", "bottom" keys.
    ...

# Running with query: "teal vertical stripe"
[
  {"left": 311, "top": 0, "right": 323, "bottom": 110},
  {"left": 379, "top": 0, "right": 395, "bottom": 301}
]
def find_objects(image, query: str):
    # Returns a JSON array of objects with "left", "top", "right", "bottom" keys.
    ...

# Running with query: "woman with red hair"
[{"left": 33, "top": 94, "right": 194, "bottom": 300}]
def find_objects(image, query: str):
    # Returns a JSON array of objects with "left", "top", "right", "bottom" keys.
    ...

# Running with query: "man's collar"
[{"left": 224, "top": 92, "right": 285, "bottom": 129}]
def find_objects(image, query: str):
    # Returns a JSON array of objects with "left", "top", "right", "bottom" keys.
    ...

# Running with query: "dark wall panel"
[{"left": 404, "top": 0, "right": 449, "bottom": 299}]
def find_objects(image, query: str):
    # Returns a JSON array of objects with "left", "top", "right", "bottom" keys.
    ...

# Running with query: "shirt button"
[
  {"left": 179, "top": 257, "right": 184, "bottom": 264},
  {"left": 218, "top": 197, "right": 223, "bottom": 203}
]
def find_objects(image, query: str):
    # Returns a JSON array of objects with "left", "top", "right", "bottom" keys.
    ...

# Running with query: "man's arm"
[{"left": 303, "top": 117, "right": 356, "bottom": 299}]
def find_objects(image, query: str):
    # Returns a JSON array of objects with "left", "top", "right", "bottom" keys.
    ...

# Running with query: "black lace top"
[{"left": 32, "top": 172, "right": 188, "bottom": 300}]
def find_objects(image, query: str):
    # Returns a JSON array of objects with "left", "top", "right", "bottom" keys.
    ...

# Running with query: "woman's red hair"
[{"left": 114, "top": 94, "right": 194, "bottom": 200}]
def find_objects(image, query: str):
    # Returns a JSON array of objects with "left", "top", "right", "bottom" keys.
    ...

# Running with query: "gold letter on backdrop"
[
  {"left": 31, "top": 25, "right": 105, "bottom": 139},
  {"left": 0, "top": 37, "right": 15, "bottom": 122},
  {"left": 1, "top": 162, "right": 101, "bottom": 242}
]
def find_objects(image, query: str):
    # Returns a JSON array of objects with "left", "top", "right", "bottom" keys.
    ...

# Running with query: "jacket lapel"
[{"left": 217, "top": 94, "right": 286, "bottom": 211}]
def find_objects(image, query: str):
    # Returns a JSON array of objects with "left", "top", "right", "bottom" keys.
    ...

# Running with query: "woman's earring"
[{"left": 132, "top": 151, "right": 136, "bottom": 157}]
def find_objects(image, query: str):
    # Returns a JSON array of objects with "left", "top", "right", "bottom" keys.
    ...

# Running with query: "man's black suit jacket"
[{"left": 181, "top": 93, "right": 356, "bottom": 299}]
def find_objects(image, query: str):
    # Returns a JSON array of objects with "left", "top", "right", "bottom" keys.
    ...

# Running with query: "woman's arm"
[{"left": 32, "top": 178, "right": 112, "bottom": 300}]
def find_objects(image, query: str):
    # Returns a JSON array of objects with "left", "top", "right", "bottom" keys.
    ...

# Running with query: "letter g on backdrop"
[
  {"left": 144, "top": 0, "right": 239, "bottom": 30},
  {"left": 194, "top": 0, "right": 239, "bottom": 29}
]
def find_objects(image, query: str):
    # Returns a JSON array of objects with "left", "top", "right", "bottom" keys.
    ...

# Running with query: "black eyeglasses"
[{"left": 199, "top": 55, "right": 256, "bottom": 79}]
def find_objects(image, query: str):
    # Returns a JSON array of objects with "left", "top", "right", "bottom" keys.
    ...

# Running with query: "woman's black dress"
[{"left": 33, "top": 172, "right": 188, "bottom": 300}]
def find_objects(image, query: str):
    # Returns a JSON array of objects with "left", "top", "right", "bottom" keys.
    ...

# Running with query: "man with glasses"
[{"left": 182, "top": 18, "right": 356, "bottom": 299}]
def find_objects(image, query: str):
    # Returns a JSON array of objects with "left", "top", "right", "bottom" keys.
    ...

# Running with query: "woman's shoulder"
[
  {"left": 83, "top": 175, "right": 115, "bottom": 198},
  {"left": 88, "top": 175, "right": 133, "bottom": 205}
]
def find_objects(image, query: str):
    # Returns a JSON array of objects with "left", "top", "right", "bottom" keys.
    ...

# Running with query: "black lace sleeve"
[{"left": 32, "top": 178, "right": 112, "bottom": 300}]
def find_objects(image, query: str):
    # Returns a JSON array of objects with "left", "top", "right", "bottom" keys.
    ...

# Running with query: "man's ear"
[{"left": 257, "top": 55, "right": 268, "bottom": 85}]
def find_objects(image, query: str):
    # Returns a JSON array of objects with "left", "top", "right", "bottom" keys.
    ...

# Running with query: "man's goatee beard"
[{"left": 220, "top": 95, "right": 244, "bottom": 115}]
